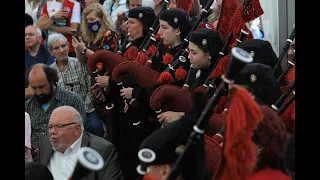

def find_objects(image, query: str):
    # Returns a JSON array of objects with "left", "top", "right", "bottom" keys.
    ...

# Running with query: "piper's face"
[
  {"left": 188, "top": 42, "right": 211, "bottom": 70},
  {"left": 158, "top": 20, "right": 181, "bottom": 46},
  {"left": 127, "top": 17, "right": 144, "bottom": 40}
]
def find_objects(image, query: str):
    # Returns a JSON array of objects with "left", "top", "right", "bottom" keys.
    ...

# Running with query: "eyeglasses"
[{"left": 48, "top": 122, "right": 78, "bottom": 130}]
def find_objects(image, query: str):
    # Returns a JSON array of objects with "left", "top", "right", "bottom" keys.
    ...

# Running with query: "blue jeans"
[{"left": 86, "top": 111, "right": 105, "bottom": 137}]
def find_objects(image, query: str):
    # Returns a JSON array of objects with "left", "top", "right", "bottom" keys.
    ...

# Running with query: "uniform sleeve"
[{"left": 71, "top": 2, "right": 81, "bottom": 24}]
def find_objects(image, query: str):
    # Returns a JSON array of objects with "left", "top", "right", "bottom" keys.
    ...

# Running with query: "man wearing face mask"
[{"left": 25, "top": 64, "right": 86, "bottom": 153}]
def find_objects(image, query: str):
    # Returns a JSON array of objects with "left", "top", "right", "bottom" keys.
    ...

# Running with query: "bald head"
[
  {"left": 28, "top": 64, "right": 58, "bottom": 103},
  {"left": 29, "top": 64, "right": 46, "bottom": 81},
  {"left": 50, "top": 106, "right": 84, "bottom": 129},
  {"left": 49, "top": 106, "right": 84, "bottom": 153}
]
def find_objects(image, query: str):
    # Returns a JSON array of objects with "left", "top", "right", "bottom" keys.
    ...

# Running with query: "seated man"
[
  {"left": 25, "top": 64, "right": 86, "bottom": 150},
  {"left": 37, "top": 106, "right": 123, "bottom": 180},
  {"left": 25, "top": 25, "right": 55, "bottom": 89}
]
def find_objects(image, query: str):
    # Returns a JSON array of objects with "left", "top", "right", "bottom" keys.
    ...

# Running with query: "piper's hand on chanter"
[
  {"left": 157, "top": 111, "right": 185, "bottom": 126},
  {"left": 120, "top": 87, "right": 133, "bottom": 100},
  {"left": 90, "top": 84, "right": 104, "bottom": 99},
  {"left": 95, "top": 76, "right": 110, "bottom": 88}
]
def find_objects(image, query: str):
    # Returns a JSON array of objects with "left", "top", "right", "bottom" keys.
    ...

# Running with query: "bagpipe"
[
  {"left": 165, "top": 47, "right": 254, "bottom": 180},
  {"left": 68, "top": 147, "right": 104, "bottom": 180},
  {"left": 272, "top": 27, "right": 295, "bottom": 76},
  {"left": 111, "top": 0, "right": 216, "bottom": 90},
  {"left": 147, "top": 0, "right": 262, "bottom": 117},
  {"left": 271, "top": 79, "right": 295, "bottom": 116},
  {"left": 277, "top": 52, "right": 295, "bottom": 84}
]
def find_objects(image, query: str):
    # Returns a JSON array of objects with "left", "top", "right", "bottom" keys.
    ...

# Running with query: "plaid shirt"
[
  {"left": 25, "top": 86, "right": 86, "bottom": 148},
  {"left": 50, "top": 57, "right": 95, "bottom": 113}
]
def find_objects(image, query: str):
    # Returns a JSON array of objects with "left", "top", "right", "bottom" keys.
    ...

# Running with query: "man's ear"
[
  {"left": 175, "top": 28, "right": 181, "bottom": 37},
  {"left": 161, "top": 164, "right": 172, "bottom": 180},
  {"left": 48, "top": 48, "right": 54, "bottom": 56}
]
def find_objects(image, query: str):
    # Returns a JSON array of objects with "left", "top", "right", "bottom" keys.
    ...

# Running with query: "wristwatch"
[
  {"left": 49, "top": 24, "right": 55, "bottom": 31},
  {"left": 81, "top": 48, "right": 88, "bottom": 55},
  {"left": 50, "top": 15, "right": 56, "bottom": 22}
]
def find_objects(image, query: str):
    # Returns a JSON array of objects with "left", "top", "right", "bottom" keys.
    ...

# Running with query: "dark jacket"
[{"left": 37, "top": 132, "right": 124, "bottom": 180}]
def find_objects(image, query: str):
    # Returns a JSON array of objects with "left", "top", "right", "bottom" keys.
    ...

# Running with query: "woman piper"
[{"left": 156, "top": 28, "right": 223, "bottom": 125}]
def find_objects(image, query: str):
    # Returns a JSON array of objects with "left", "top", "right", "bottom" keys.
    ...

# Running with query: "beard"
[{"left": 35, "top": 84, "right": 54, "bottom": 104}]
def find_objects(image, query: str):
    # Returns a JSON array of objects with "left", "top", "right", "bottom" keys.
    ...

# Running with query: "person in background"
[
  {"left": 37, "top": 106, "right": 123, "bottom": 180},
  {"left": 25, "top": 25, "right": 55, "bottom": 89},
  {"left": 25, "top": 64, "right": 86, "bottom": 150},
  {"left": 48, "top": 33, "right": 105, "bottom": 138},
  {"left": 37, "top": 0, "right": 81, "bottom": 57},
  {"left": 103, "top": 0, "right": 129, "bottom": 23},
  {"left": 25, "top": 112, "right": 33, "bottom": 163}
]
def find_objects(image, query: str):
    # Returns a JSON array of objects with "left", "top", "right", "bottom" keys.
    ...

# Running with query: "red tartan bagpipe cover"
[{"left": 87, "top": 49, "right": 128, "bottom": 73}]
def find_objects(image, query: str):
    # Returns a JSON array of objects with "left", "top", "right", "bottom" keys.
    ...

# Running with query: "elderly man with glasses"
[{"left": 37, "top": 106, "right": 124, "bottom": 180}]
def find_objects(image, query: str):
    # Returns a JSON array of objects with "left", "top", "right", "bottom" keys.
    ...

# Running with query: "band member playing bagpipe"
[
  {"left": 71, "top": 3, "right": 120, "bottom": 137},
  {"left": 155, "top": 28, "right": 223, "bottom": 126},
  {"left": 136, "top": 92, "right": 212, "bottom": 180},
  {"left": 120, "top": 6, "right": 164, "bottom": 61},
  {"left": 278, "top": 37, "right": 295, "bottom": 135},
  {"left": 233, "top": 63, "right": 281, "bottom": 107},
  {"left": 86, "top": 7, "right": 164, "bottom": 180},
  {"left": 150, "top": 8, "right": 192, "bottom": 75}
]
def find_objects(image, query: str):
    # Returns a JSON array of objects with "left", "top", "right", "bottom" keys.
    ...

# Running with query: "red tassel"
[
  {"left": 124, "top": 46, "right": 139, "bottom": 61},
  {"left": 163, "top": 53, "right": 174, "bottom": 65},
  {"left": 96, "top": 62, "right": 103, "bottom": 72},
  {"left": 154, "top": 33, "right": 161, "bottom": 40},
  {"left": 220, "top": 86, "right": 263, "bottom": 180},
  {"left": 146, "top": 44, "right": 156, "bottom": 57},
  {"left": 157, "top": 71, "right": 175, "bottom": 84},
  {"left": 198, "top": 22, "right": 205, "bottom": 29},
  {"left": 209, "top": 55, "right": 230, "bottom": 80},
  {"left": 175, "top": 66, "right": 187, "bottom": 81},
  {"left": 286, "top": 66, "right": 295, "bottom": 84},
  {"left": 143, "top": 174, "right": 159, "bottom": 180},
  {"left": 242, "top": 0, "right": 264, "bottom": 22},
  {"left": 135, "top": 52, "right": 149, "bottom": 65}
]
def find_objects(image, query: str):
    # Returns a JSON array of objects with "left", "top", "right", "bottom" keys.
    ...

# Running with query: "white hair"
[
  {"left": 51, "top": 106, "right": 84, "bottom": 130},
  {"left": 47, "top": 33, "right": 68, "bottom": 50},
  {"left": 26, "top": 25, "right": 42, "bottom": 37}
]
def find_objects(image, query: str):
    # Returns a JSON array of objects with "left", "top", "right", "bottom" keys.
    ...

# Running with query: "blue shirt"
[{"left": 25, "top": 44, "right": 55, "bottom": 87}]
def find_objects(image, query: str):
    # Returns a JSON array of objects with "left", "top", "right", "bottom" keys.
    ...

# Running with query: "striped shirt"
[
  {"left": 25, "top": 86, "right": 86, "bottom": 148},
  {"left": 50, "top": 57, "right": 95, "bottom": 113}
]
